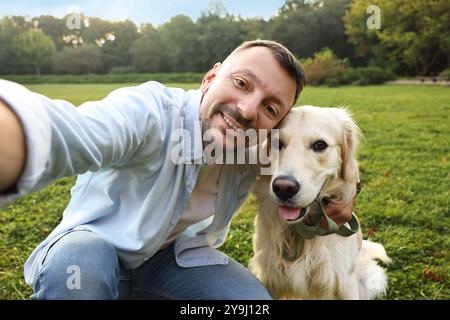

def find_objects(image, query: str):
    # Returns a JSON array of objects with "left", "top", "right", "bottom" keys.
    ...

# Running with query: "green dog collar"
[{"left": 282, "top": 198, "right": 360, "bottom": 261}]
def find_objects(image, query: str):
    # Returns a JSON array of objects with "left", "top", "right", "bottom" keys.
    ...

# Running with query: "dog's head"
[{"left": 268, "top": 106, "right": 361, "bottom": 222}]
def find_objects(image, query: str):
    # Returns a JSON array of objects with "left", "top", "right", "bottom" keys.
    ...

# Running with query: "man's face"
[{"left": 199, "top": 46, "right": 297, "bottom": 151}]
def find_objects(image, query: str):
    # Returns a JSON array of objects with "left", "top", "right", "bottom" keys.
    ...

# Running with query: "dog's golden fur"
[{"left": 250, "top": 106, "right": 391, "bottom": 299}]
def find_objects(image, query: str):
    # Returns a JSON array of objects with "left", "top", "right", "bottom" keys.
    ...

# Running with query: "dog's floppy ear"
[{"left": 338, "top": 108, "right": 362, "bottom": 188}]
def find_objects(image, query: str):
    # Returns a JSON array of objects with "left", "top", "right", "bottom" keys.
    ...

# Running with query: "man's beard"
[{"left": 201, "top": 103, "right": 255, "bottom": 154}]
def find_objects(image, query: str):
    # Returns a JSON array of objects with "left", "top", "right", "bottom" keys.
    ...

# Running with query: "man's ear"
[{"left": 201, "top": 63, "right": 221, "bottom": 94}]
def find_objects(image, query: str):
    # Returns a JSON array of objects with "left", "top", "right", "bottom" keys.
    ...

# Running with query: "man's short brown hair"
[{"left": 230, "top": 40, "right": 305, "bottom": 105}]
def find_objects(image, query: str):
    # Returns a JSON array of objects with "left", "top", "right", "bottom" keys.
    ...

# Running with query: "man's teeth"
[{"left": 223, "top": 114, "right": 239, "bottom": 130}]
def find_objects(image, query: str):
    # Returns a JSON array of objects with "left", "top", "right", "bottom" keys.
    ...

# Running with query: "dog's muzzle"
[{"left": 272, "top": 176, "right": 300, "bottom": 201}]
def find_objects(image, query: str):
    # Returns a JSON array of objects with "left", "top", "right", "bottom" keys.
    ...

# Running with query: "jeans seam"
[
  {"left": 129, "top": 269, "right": 174, "bottom": 299},
  {"left": 130, "top": 288, "right": 173, "bottom": 300}
]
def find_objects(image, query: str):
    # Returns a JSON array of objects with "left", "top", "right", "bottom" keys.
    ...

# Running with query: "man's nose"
[{"left": 237, "top": 98, "right": 259, "bottom": 122}]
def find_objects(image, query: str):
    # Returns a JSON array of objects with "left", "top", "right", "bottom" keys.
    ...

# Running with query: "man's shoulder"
[
  {"left": 101, "top": 81, "right": 190, "bottom": 117},
  {"left": 104, "top": 80, "right": 181, "bottom": 100},
  {"left": 101, "top": 81, "right": 201, "bottom": 134},
  {"left": 139, "top": 81, "right": 189, "bottom": 103}
]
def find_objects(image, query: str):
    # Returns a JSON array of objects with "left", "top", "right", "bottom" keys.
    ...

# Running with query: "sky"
[{"left": 0, "top": 0, "right": 286, "bottom": 26}]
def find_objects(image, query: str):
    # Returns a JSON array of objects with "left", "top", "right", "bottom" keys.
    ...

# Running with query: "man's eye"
[
  {"left": 311, "top": 140, "right": 328, "bottom": 152},
  {"left": 234, "top": 78, "right": 246, "bottom": 88},
  {"left": 266, "top": 105, "right": 277, "bottom": 117}
]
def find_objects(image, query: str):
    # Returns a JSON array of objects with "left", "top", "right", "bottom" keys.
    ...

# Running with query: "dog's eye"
[
  {"left": 273, "top": 139, "right": 284, "bottom": 151},
  {"left": 311, "top": 140, "right": 328, "bottom": 152}
]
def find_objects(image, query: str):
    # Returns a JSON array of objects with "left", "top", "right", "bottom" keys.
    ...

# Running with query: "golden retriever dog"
[{"left": 250, "top": 106, "right": 391, "bottom": 300}]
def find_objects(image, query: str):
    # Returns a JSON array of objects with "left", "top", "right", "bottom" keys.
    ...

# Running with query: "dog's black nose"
[{"left": 272, "top": 176, "right": 300, "bottom": 200}]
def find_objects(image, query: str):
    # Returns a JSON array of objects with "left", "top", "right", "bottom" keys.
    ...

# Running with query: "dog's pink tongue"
[{"left": 278, "top": 206, "right": 302, "bottom": 221}]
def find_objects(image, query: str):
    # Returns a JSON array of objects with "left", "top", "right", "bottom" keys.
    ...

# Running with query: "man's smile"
[{"left": 220, "top": 112, "right": 243, "bottom": 131}]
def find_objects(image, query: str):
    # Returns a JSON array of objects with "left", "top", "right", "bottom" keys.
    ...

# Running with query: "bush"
[
  {"left": 438, "top": 68, "right": 450, "bottom": 80},
  {"left": 325, "top": 67, "right": 395, "bottom": 86},
  {"left": 0, "top": 73, "right": 205, "bottom": 84},
  {"left": 301, "top": 48, "right": 351, "bottom": 86},
  {"left": 51, "top": 45, "right": 102, "bottom": 74},
  {"left": 304, "top": 61, "right": 395, "bottom": 87},
  {"left": 11, "top": 29, "right": 56, "bottom": 75},
  {"left": 301, "top": 48, "right": 396, "bottom": 87},
  {"left": 325, "top": 68, "right": 360, "bottom": 86},
  {"left": 108, "top": 66, "right": 138, "bottom": 74},
  {"left": 352, "top": 67, "right": 396, "bottom": 85}
]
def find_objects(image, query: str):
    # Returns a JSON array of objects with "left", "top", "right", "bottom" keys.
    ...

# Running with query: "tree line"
[{"left": 0, "top": 0, "right": 448, "bottom": 76}]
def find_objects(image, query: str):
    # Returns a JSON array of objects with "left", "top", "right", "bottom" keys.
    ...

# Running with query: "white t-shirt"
[{"left": 162, "top": 164, "right": 222, "bottom": 248}]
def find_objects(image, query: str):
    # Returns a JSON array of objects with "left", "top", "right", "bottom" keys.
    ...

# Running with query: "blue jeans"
[{"left": 31, "top": 230, "right": 272, "bottom": 300}]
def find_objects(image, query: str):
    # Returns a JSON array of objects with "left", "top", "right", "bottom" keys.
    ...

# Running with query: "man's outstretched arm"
[
  {"left": 0, "top": 98, "right": 26, "bottom": 192},
  {"left": 0, "top": 80, "right": 167, "bottom": 208}
]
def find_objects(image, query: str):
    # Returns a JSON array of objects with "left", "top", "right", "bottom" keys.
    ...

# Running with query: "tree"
[
  {"left": 0, "top": 16, "right": 33, "bottom": 74},
  {"left": 51, "top": 45, "right": 102, "bottom": 74},
  {"left": 159, "top": 15, "right": 199, "bottom": 71},
  {"left": 50, "top": 16, "right": 140, "bottom": 72},
  {"left": 314, "top": 0, "right": 353, "bottom": 59},
  {"left": 195, "top": 13, "right": 245, "bottom": 71},
  {"left": 36, "top": 15, "right": 66, "bottom": 50},
  {"left": 345, "top": 0, "right": 450, "bottom": 75},
  {"left": 77, "top": 17, "right": 138, "bottom": 71},
  {"left": 204, "top": 0, "right": 228, "bottom": 17},
  {"left": 241, "top": 17, "right": 267, "bottom": 40},
  {"left": 268, "top": 0, "right": 353, "bottom": 60},
  {"left": 268, "top": 1, "right": 319, "bottom": 59},
  {"left": 101, "top": 20, "right": 139, "bottom": 70},
  {"left": 11, "top": 29, "right": 56, "bottom": 75},
  {"left": 131, "top": 24, "right": 166, "bottom": 72}
]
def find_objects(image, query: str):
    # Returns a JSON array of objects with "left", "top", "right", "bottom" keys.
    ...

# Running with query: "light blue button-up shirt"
[{"left": 0, "top": 80, "right": 259, "bottom": 288}]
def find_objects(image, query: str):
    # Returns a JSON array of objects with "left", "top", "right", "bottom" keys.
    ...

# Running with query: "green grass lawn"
[{"left": 0, "top": 83, "right": 448, "bottom": 299}]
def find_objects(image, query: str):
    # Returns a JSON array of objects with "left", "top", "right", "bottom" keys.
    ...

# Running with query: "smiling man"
[
  {"left": 199, "top": 44, "right": 297, "bottom": 152},
  {"left": 0, "top": 40, "right": 354, "bottom": 299}
]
